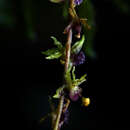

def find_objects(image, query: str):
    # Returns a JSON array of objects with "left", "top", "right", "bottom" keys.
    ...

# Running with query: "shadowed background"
[{"left": 0, "top": 0, "right": 130, "bottom": 130}]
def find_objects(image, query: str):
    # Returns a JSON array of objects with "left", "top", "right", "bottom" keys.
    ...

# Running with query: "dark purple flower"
[
  {"left": 71, "top": 51, "right": 85, "bottom": 66},
  {"left": 50, "top": 0, "right": 83, "bottom": 6},
  {"left": 74, "top": 0, "right": 83, "bottom": 6},
  {"left": 69, "top": 92, "right": 79, "bottom": 101},
  {"left": 69, "top": 86, "right": 82, "bottom": 101}
]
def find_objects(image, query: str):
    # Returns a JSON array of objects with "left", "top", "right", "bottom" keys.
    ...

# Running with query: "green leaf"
[
  {"left": 41, "top": 48, "right": 58, "bottom": 56},
  {"left": 51, "top": 36, "right": 63, "bottom": 49},
  {"left": 46, "top": 51, "right": 62, "bottom": 60},
  {"left": 72, "top": 74, "right": 87, "bottom": 87},
  {"left": 41, "top": 36, "right": 64, "bottom": 60},
  {"left": 76, "top": 74, "right": 87, "bottom": 86},
  {"left": 53, "top": 86, "right": 65, "bottom": 98},
  {"left": 50, "top": 0, "right": 63, "bottom": 3},
  {"left": 42, "top": 48, "right": 62, "bottom": 60},
  {"left": 72, "top": 66, "right": 76, "bottom": 81},
  {"left": 71, "top": 35, "right": 85, "bottom": 54}
]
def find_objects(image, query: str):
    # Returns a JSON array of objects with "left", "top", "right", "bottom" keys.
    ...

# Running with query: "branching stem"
[
  {"left": 53, "top": 1, "right": 74, "bottom": 130},
  {"left": 53, "top": 29, "right": 72, "bottom": 130}
]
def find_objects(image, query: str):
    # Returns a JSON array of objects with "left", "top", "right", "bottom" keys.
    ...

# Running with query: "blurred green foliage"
[
  {"left": 0, "top": 0, "right": 130, "bottom": 59},
  {"left": 113, "top": 0, "right": 130, "bottom": 14},
  {"left": 0, "top": 0, "right": 15, "bottom": 27},
  {"left": 21, "top": 0, "right": 36, "bottom": 40}
]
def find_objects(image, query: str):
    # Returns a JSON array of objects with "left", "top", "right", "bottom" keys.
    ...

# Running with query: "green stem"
[
  {"left": 53, "top": 2, "right": 73, "bottom": 130},
  {"left": 53, "top": 29, "right": 72, "bottom": 130},
  {"left": 53, "top": 96, "right": 64, "bottom": 130}
]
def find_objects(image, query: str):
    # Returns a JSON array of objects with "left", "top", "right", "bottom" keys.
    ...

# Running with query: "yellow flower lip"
[{"left": 82, "top": 97, "right": 90, "bottom": 107}]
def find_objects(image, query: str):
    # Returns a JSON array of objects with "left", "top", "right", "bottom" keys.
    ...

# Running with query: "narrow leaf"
[
  {"left": 41, "top": 48, "right": 58, "bottom": 56},
  {"left": 72, "top": 66, "right": 76, "bottom": 81},
  {"left": 73, "top": 74, "right": 87, "bottom": 87},
  {"left": 53, "top": 86, "right": 65, "bottom": 98},
  {"left": 51, "top": 36, "right": 63, "bottom": 49},
  {"left": 50, "top": 0, "right": 64, "bottom": 4},
  {"left": 46, "top": 51, "right": 62, "bottom": 60},
  {"left": 72, "top": 35, "right": 85, "bottom": 54}
]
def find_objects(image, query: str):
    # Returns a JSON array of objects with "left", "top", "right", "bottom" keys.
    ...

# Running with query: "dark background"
[{"left": 0, "top": 0, "right": 129, "bottom": 130}]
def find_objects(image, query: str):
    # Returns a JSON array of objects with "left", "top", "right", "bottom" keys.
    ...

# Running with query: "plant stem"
[
  {"left": 53, "top": 96, "right": 64, "bottom": 130},
  {"left": 53, "top": 0, "right": 74, "bottom": 129},
  {"left": 53, "top": 29, "right": 72, "bottom": 130},
  {"left": 65, "top": 29, "right": 72, "bottom": 72}
]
